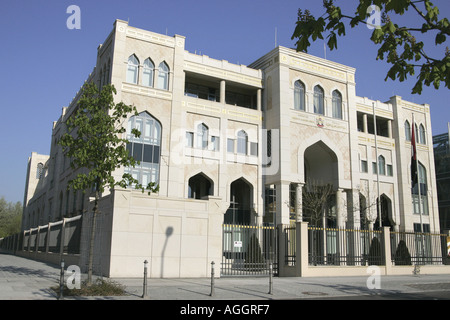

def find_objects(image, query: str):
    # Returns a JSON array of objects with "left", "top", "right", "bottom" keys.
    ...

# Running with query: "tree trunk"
[{"left": 87, "top": 188, "right": 99, "bottom": 285}]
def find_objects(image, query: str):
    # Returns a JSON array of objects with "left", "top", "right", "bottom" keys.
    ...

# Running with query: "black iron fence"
[
  {"left": 390, "top": 230, "right": 448, "bottom": 265},
  {"left": 308, "top": 226, "right": 384, "bottom": 266},
  {"left": 221, "top": 224, "right": 278, "bottom": 276}
]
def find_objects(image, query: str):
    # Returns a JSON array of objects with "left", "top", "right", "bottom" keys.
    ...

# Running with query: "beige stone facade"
[{"left": 22, "top": 20, "right": 439, "bottom": 277}]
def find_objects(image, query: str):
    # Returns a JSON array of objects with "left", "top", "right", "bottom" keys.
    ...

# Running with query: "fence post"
[
  {"left": 296, "top": 222, "right": 309, "bottom": 277},
  {"left": 59, "top": 218, "right": 66, "bottom": 260},
  {"left": 382, "top": 227, "right": 392, "bottom": 275},
  {"left": 277, "top": 225, "right": 286, "bottom": 277},
  {"left": 268, "top": 262, "right": 273, "bottom": 294}
]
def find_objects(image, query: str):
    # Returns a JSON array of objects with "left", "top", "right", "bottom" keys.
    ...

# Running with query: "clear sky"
[{"left": 1, "top": 0, "right": 449, "bottom": 204}]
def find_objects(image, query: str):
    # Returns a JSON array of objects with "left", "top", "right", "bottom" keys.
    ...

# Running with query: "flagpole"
[
  {"left": 412, "top": 113, "right": 425, "bottom": 262},
  {"left": 373, "top": 102, "right": 381, "bottom": 229}
]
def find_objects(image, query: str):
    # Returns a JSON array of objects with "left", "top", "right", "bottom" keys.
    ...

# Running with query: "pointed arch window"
[
  {"left": 126, "top": 112, "right": 161, "bottom": 186},
  {"left": 237, "top": 130, "right": 248, "bottom": 155},
  {"left": 197, "top": 123, "right": 208, "bottom": 149},
  {"left": 313, "top": 85, "right": 324, "bottom": 115},
  {"left": 157, "top": 62, "right": 169, "bottom": 90},
  {"left": 412, "top": 162, "right": 428, "bottom": 215},
  {"left": 143, "top": 58, "right": 154, "bottom": 87},
  {"left": 126, "top": 54, "right": 139, "bottom": 84},
  {"left": 378, "top": 155, "right": 386, "bottom": 175},
  {"left": 419, "top": 124, "right": 426, "bottom": 144},
  {"left": 405, "top": 120, "right": 411, "bottom": 141},
  {"left": 294, "top": 80, "right": 305, "bottom": 111},
  {"left": 332, "top": 90, "right": 342, "bottom": 119}
]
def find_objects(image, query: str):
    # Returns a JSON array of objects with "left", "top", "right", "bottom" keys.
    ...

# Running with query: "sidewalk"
[{"left": 1, "top": 252, "right": 449, "bottom": 300}]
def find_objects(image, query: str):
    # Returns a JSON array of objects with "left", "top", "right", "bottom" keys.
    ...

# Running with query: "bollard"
[
  {"left": 268, "top": 262, "right": 273, "bottom": 295},
  {"left": 210, "top": 261, "right": 215, "bottom": 296},
  {"left": 142, "top": 260, "right": 148, "bottom": 298},
  {"left": 58, "top": 259, "right": 65, "bottom": 300}
]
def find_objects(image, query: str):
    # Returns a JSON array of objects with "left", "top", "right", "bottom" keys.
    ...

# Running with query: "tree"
[
  {"left": 301, "top": 180, "right": 334, "bottom": 227},
  {"left": 59, "top": 83, "right": 158, "bottom": 284},
  {"left": 292, "top": 0, "right": 450, "bottom": 94},
  {"left": 245, "top": 233, "right": 265, "bottom": 270},
  {"left": 0, "top": 197, "right": 22, "bottom": 238}
]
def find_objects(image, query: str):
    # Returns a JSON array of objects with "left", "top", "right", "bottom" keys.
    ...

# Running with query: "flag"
[{"left": 411, "top": 117, "right": 418, "bottom": 188}]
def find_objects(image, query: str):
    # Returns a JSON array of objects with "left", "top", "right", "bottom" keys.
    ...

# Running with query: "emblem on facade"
[{"left": 316, "top": 117, "right": 324, "bottom": 128}]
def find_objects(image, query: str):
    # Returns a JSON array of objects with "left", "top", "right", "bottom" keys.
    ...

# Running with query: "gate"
[{"left": 221, "top": 224, "right": 278, "bottom": 276}]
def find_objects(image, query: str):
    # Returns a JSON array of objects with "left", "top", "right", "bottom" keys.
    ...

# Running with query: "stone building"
[{"left": 22, "top": 20, "right": 440, "bottom": 277}]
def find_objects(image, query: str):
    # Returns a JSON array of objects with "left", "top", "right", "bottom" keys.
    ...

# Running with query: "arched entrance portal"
[
  {"left": 224, "top": 178, "right": 253, "bottom": 225},
  {"left": 304, "top": 141, "right": 339, "bottom": 187},
  {"left": 303, "top": 141, "right": 339, "bottom": 227}
]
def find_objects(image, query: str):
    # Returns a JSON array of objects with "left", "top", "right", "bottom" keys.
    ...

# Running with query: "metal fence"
[
  {"left": 308, "top": 226, "right": 384, "bottom": 266},
  {"left": 221, "top": 224, "right": 278, "bottom": 276},
  {"left": 390, "top": 231, "right": 448, "bottom": 265}
]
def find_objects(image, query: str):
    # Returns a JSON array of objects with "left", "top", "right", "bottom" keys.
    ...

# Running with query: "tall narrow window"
[
  {"left": 332, "top": 90, "right": 342, "bottom": 119},
  {"left": 36, "top": 163, "right": 44, "bottom": 179},
  {"left": 294, "top": 80, "right": 305, "bottom": 111},
  {"left": 197, "top": 123, "right": 208, "bottom": 149},
  {"left": 405, "top": 120, "right": 411, "bottom": 141},
  {"left": 142, "top": 58, "right": 154, "bottom": 87},
  {"left": 378, "top": 155, "right": 386, "bottom": 175},
  {"left": 157, "top": 62, "right": 169, "bottom": 90},
  {"left": 126, "top": 54, "right": 139, "bottom": 84},
  {"left": 313, "top": 85, "right": 324, "bottom": 115},
  {"left": 125, "top": 112, "right": 161, "bottom": 186},
  {"left": 412, "top": 162, "right": 428, "bottom": 215},
  {"left": 237, "top": 130, "right": 248, "bottom": 155},
  {"left": 419, "top": 124, "right": 426, "bottom": 144}
]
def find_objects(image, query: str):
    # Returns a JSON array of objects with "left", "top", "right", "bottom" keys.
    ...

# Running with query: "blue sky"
[{"left": 1, "top": 0, "right": 449, "bottom": 204}]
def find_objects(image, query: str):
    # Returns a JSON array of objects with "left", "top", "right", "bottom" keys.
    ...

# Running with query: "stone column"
[
  {"left": 388, "top": 119, "right": 392, "bottom": 138},
  {"left": 295, "top": 183, "right": 303, "bottom": 222},
  {"left": 220, "top": 80, "right": 226, "bottom": 104},
  {"left": 336, "top": 188, "right": 345, "bottom": 228},
  {"left": 256, "top": 89, "right": 262, "bottom": 110},
  {"left": 363, "top": 113, "right": 368, "bottom": 133}
]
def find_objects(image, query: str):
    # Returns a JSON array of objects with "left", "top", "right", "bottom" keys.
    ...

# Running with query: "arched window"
[
  {"left": 106, "top": 59, "right": 111, "bottom": 85},
  {"left": 237, "top": 130, "right": 248, "bottom": 155},
  {"left": 419, "top": 124, "right": 426, "bottom": 144},
  {"left": 378, "top": 155, "right": 386, "bottom": 175},
  {"left": 126, "top": 112, "right": 162, "bottom": 186},
  {"left": 412, "top": 162, "right": 428, "bottom": 215},
  {"left": 143, "top": 58, "right": 154, "bottom": 87},
  {"left": 197, "top": 123, "right": 208, "bottom": 149},
  {"left": 313, "top": 85, "right": 324, "bottom": 115},
  {"left": 157, "top": 61, "right": 169, "bottom": 90},
  {"left": 404, "top": 120, "right": 411, "bottom": 141},
  {"left": 294, "top": 80, "right": 305, "bottom": 111},
  {"left": 188, "top": 173, "right": 213, "bottom": 199},
  {"left": 36, "top": 163, "right": 44, "bottom": 179},
  {"left": 332, "top": 90, "right": 342, "bottom": 119},
  {"left": 126, "top": 54, "right": 139, "bottom": 84},
  {"left": 415, "top": 123, "right": 419, "bottom": 143}
]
